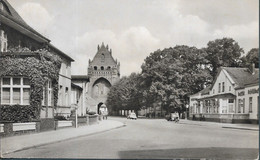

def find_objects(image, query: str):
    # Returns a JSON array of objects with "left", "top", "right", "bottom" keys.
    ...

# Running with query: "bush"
[
  {"left": 0, "top": 105, "right": 39, "bottom": 122},
  {"left": 54, "top": 115, "right": 67, "bottom": 120},
  {"left": 87, "top": 111, "right": 97, "bottom": 115}
]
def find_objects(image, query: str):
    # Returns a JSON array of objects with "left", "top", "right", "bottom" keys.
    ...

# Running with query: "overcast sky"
[{"left": 9, "top": 0, "right": 259, "bottom": 76}]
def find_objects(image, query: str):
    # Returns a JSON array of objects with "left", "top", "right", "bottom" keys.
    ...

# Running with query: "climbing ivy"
[{"left": 0, "top": 47, "right": 61, "bottom": 121}]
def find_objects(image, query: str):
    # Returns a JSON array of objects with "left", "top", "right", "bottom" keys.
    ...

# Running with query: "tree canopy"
[
  {"left": 241, "top": 48, "right": 259, "bottom": 68},
  {"left": 106, "top": 37, "right": 257, "bottom": 116},
  {"left": 205, "top": 38, "right": 244, "bottom": 78},
  {"left": 107, "top": 73, "right": 143, "bottom": 114}
]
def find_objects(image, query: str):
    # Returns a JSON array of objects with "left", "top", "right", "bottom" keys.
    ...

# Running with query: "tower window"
[
  {"left": 107, "top": 66, "right": 111, "bottom": 70},
  {"left": 94, "top": 66, "right": 97, "bottom": 70},
  {"left": 101, "top": 53, "right": 105, "bottom": 62},
  {"left": 101, "top": 66, "right": 104, "bottom": 70}
]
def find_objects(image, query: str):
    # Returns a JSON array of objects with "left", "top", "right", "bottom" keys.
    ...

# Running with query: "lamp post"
[
  {"left": 186, "top": 104, "right": 189, "bottom": 120},
  {"left": 75, "top": 100, "right": 79, "bottom": 128}
]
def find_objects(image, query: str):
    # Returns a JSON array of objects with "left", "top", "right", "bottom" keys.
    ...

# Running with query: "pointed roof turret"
[
  {"left": 89, "top": 43, "right": 118, "bottom": 66},
  {"left": 101, "top": 42, "right": 105, "bottom": 47}
]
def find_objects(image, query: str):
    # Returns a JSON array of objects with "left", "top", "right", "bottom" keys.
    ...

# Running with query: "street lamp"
[{"left": 186, "top": 104, "right": 189, "bottom": 120}]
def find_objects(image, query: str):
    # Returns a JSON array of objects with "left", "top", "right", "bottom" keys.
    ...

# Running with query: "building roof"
[
  {"left": 191, "top": 66, "right": 259, "bottom": 98},
  {"left": 71, "top": 75, "right": 90, "bottom": 81},
  {"left": 200, "top": 86, "right": 211, "bottom": 95},
  {"left": 223, "top": 67, "right": 259, "bottom": 89},
  {"left": 1, "top": 0, "right": 50, "bottom": 43},
  {"left": 90, "top": 43, "right": 118, "bottom": 66},
  {"left": 1, "top": 0, "right": 74, "bottom": 62},
  {"left": 71, "top": 83, "right": 83, "bottom": 91},
  {"left": 48, "top": 43, "right": 74, "bottom": 62},
  {"left": 190, "top": 86, "right": 211, "bottom": 97}
]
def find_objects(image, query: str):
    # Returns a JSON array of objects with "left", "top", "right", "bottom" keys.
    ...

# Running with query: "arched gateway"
[{"left": 87, "top": 43, "right": 120, "bottom": 113}]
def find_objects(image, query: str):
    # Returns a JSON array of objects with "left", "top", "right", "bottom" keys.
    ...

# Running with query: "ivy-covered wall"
[
  {"left": 0, "top": 105, "right": 38, "bottom": 122},
  {"left": 0, "top": 48, "right": 62, "bottom": 122}
]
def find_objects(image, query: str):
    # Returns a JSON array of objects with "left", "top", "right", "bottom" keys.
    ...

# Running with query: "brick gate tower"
[{"left": 87, "top": 43, "right": 120, "bottom": 112}]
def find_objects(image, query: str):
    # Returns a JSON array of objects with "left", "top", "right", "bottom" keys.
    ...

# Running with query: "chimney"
[{"left": 249, "top": 63, "right": 255, "bottom": 75}]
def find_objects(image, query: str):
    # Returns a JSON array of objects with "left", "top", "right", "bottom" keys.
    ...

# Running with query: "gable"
[
  {"left": 90, "top": 43, "right": 117, "bottom": 66},
  {"left": 210, "top": 69, "right": 236, "bottom": 95}
]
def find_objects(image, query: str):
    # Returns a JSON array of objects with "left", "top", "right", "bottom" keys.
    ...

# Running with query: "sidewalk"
[
  {"left": 179, "top": 119, "right": 259, "bottom": 131},
  {"left": 1, "top": 120, "right": 125, "bottom": 156}
]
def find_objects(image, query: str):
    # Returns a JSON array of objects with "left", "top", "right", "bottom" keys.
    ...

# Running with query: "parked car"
[
  {"left": 127, "top": 113, "right": 137, "bottom": 120},
  {"left": 165, "top": 113, "right": 179, "bottom": 122}
]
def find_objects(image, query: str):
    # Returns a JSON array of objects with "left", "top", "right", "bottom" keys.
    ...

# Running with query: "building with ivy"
[
  {"left": 87, "top": 43, "right": 120, "bottom": 113},
  {"left": 0, "top": 0, "right": 74, "bottom": 133}
]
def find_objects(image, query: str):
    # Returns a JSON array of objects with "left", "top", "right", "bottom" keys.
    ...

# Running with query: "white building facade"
[{"left": 189, "top": 67, "right": 259, "bottom": 123}]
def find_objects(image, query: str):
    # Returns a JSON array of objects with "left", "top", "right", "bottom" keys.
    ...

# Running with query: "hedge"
[{"left": 0, "top": 105, "right": 39, "bottom": 122}]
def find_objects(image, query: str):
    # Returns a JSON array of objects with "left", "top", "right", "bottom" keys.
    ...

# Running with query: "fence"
[{"left": 190, "top": 113, "right": 250, "bottom": 123}]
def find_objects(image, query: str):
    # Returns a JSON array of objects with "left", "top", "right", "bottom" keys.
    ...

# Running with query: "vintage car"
[
  {"left": 127, "top": 113, "right": 137, "bottom": 120},
  {"left": 165, "top": 113, "right": 179, "bottom": 122}
]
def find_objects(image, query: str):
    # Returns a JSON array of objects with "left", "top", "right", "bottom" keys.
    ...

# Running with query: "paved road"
[{"left": 5, "top": 117, "right": 258, "bottom": 159}]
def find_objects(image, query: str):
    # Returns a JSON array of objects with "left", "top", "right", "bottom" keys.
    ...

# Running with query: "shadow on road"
[{"left": 118, "top": 147, "right": 258, "bottom": 159}]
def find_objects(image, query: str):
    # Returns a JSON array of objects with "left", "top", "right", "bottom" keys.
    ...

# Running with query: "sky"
[{"left": 8, "top": 0, "right": 259, "bottom": 77}]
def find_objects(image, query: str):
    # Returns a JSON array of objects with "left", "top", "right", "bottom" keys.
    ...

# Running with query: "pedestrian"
[
  {"left": 175, "top": 116, "right": 179, "bottom": 123},
  {"left": 175, "top": 112, "right": 179, "bottom": 123}
]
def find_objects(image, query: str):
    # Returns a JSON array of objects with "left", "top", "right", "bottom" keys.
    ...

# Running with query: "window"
[
  {"left": 101, "top": 66, "right": 104, "bottom": 70},
  {"left": 222, "top": 82, "right": 225, "bottom": 92},
  {"left": 66, "top": 65, "right": 68, "bottom": 76},
  {"left": 1, "top": 77, "right": 30, "bottom": 105},
  {"left": 0, "top": 30, "right": 8, "bottom": 52},
  {"left": 42, "top": 86, "right": 45, "bottom": 106},
  {"left": 3, "top": 41, "right": 7, "bottom": 52},
  {"left": 218, "top": 83, "right": 221, "bottom": 93},
  {"left": 65, "top": 87, "right": 69, "bottom": 106},
  {"left": 94, "top": 66, "right": 97, "bottom": 70},
  {"left": 228, "top": 99, "right": 234, "bottom": 103},
  {"left": 229, "top": 86, "right": 231, "bottom": 91},
  {"left": 107, "top": 66, "right": 111, "bottom": 70},
  {"left": 47, "top": 80, "right": 53, "bottom": 106},
  {"left": 213, "top": 89, "right": 215, "bottom": 94},
  {"left": 222, "top": 106, "right": 227, "bottom": 113},
  {"left": 101, "top": 53, "right": 105, "bottom": 62},
  {"left": 249, "top": 97, "right": 253, "bottom": 113},
  {"left": 58, "top": 85, "right": 63, "bottom": 105},
  {"left": 238, "top": 98, "right": 245, "bottom": 113}
]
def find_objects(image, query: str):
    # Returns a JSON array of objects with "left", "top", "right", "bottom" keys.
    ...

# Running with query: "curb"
[
  {"left": 178, "top": 122, "right": 203, "bottom": 126},
  {"left": 179, "top": 122, "right": 258, "bottom": 131},
  {"left": 222, "top": 126, "right": 259, "bottom": 131},
  {"left": 2, "top": 123, "right": 126, "bottom": 156}
]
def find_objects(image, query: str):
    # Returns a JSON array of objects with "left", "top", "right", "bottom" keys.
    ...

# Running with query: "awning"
[{"left": 198, "top": 93, "right": 236, "bottom": 100}]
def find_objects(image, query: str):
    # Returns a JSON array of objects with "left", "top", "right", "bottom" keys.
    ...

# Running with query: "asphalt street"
[{"left": 4, "top": 117, "right": 259, "bottom": 159}]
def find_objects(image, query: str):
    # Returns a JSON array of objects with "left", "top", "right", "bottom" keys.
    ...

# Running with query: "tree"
[
  {"left": 140, "top": 45, "right": 211, "bottom": 114},
  {"left": 241, "top": 48, "right": 259, "bottom": 68},
  {"left": 106, "top": 73, "right": 143, "bottom": 115},
  {"left": 205, "top": 38, "right": 244, "bottom": 78}
]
